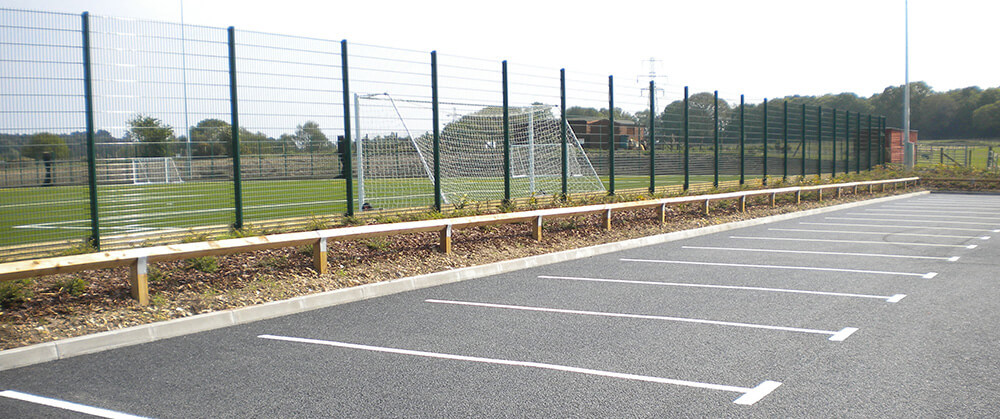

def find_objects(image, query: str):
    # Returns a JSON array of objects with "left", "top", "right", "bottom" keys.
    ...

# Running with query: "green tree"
[
  {"left": 566, "top": 106, "right": 602, "bottom": 118},
  {"left": 126, "top": 114, "right": 175, "bottom": 157},
  {"left": 21, "top": 132, "right": 70, "bottom": 160},
  {"left": 296, "top": 121, "right": 333, "bottom": 153},
  {"left": 972, "top": 102, "right": 1000, "bottom": 137},
  {"left": 190, "top": 118, "right": 231, "bottom": 156}
]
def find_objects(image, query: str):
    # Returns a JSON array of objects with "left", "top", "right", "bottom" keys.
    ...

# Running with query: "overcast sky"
[{"left": 3, "top": 0, "right": 998, "bottom": 106}]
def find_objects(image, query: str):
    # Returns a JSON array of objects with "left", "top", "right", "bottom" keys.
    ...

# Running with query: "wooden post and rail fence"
[{"left": 0, "top": 177, "right": 919, "bottom": 306}]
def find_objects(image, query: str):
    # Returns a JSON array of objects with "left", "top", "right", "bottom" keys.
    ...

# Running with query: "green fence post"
[
  {"left": 867, "top": 114, "right": 873, "bottom": 171},
  {"left": 739, "top": 94, "right": 745, "bottom": 186},
  {"left": 561, "top": 69, "right": 568, "bottom": 199},
  {"left": 81, "top": 12, "right": 100, "bottom": 249},
  {"left": 609, "top": 75, "right": 616, "bottom": 195},
  {"left": 782, "top": 101, "right": 788, "bottom": 181},
  {"left": 855, "top": 112, "right": 861, "bottom": 174},
  {"left": 713, "top": 90, "right": 719, "bottom": 188},
  {"left": 800, "top": 104, "right": 806, "bottom": 180},
  {"left": 831, "top": 109, "right": 837, "bottom": 177},
  {"left": 340, "top": 40, "right": 354, "bottom": 216},
  {"left": 844, "top": 111, "right": 850, "bottom": 173},
  {"left": 817, "top": 106, "right": 823, "bottom": 177},
  {"left": 431, "top": 51, "right": 442, "bottom": 212},
  {"left": 227, "top": 27, "right": 244, "bottom": 230},
  {"left": 683, "top": 86, "right": 689, "bottom": 191},
  {"left": 651, "top": 81, "right": 658, "bottom": 193},
  {"left": 879, "top": 116, "right": 885, "bottom": 166},
  {"left": 762, "top": 98, "right": 768, "bottom": 185},
  {"left": 502, "top": 60, "right": 511, "bottom": 204}
]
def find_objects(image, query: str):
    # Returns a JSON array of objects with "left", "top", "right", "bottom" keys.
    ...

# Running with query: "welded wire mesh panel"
[
  {"left": 506, "top": 63, "right": 604, "bottom": 198},
  {"left": 349, "top": 43, "right": 435, "bottom": 212},
  {"left": 235, "top": 30, "right": 346, "bottom": 223},
  {"left": 89, "top": 16, "right": 234, "bottom": 244},
  {"left": 609, "top": 81, "right": 652, "bottom": 193},
  {"left": 802, "top": 105, "right": 820, "bottom": 178},
  {"left": 763, "top": 101, "right": 784, "bottom": 179},
  {"left": 651, "top": 86, "right": 687, "bottom": 189},
  {"left": 819, "top": 108, "right": 834, "bottom": 176},
  {"left": 710, "top": 93, "right": 739, "bottom": 186},
  {"left": 831, "top": 109, "right": 846, "bottom": 175},
  {"left": 844, "top": 112, "right": 857, "bottom": 173},
  {"left": 564, "top": 71, "right": 614, "bottom": 191},
  {"left": 742, "top": 99, "right": 765, "bottom": 183},
  {"left": 862, "top": 114, "right": 876, "bottom": 170},
  {"left": 0, "top": 9, "right": 91, "bottom": 256}
]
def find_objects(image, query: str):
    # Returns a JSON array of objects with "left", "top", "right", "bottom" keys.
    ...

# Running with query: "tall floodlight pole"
[{"left": 903, "top": 0, "right": 913, "bottom": 168}]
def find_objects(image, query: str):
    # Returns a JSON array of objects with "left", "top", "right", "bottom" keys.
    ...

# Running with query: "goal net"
[{"left": 354, "top": 94, "right": 604, "bottom": 211}]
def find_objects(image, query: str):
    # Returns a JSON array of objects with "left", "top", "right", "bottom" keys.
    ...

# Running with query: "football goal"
[
  {"left": 354, "top": 94, "right": 604, "bottom": 211},
  {"left": 100, "top": 157, "right": 185, "bottom": 185}
]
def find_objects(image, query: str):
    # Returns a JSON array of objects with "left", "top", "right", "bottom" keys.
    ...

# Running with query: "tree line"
[
  {"left": 567, "top": 82, "right": 1000, "bottom": 141},
  {"left": 4, "top": 116, "right": 338, "bottom": 161}
]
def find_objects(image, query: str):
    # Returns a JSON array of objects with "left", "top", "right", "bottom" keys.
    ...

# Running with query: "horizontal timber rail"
[{"left": 0, "top": 177, "right": 919, "bottom": 305}]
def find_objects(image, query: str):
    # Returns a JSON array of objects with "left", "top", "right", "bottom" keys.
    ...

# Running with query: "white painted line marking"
[
  {"left": 826, "top": 217, "right": 1000, "bottom": 226},
  {"left": 424, "top": 299, "right": 855, "bottom": 341},
  {"left": 852, "top": 212, "right": 1000, "bottom": 221},
  {"left": 923, "top": 272, "right": 939, "bottom": 279},
  {"left": 870, "top": 208, "right": 1000, "bottom": 215},
  {"left": 621, "top": 258, "right": 935, "bottom": 279},
  {"left": 829, "top": 327, "right": 859, "bottom": 342},
  {"left": 886, "top": 294, "right": 907, "bottom": 303},
  {"left": 887, "top": 202, "right": 1000, "bottom": 208},
  {"left": 730, "top": 236, "right": 978, "bottom": 249},
  {"left": 0, "top": 390, "right": 146, "bottom": 419},
  {"left": 769, "top": 228, "right": 985, "bottom": 240},
  {"left": 801, "top": 222, "right": 996, "bottom": 233},
  {"left": 538, "top": 275, "right": 906, "bottom": 303},
  {"left": 257, "top": 334, "right": 781, "bottom": 404},
  {"left": 981, "top": 236, "right": 991, "bottom": 240},
  {"left": 734, "top": 381, "right": 784, "bottom": 405},
  {"left": 681, "top": 246, "right": 958, "bottom": 262}
]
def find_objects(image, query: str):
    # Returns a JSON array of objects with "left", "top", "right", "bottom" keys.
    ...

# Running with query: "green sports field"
[{"left": 0, "top": 174, "right": 748, "bottom": 250}]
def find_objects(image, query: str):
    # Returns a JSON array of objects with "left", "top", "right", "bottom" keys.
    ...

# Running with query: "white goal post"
[{"left": 353, "top": 94, "right": 604, "bottom": 211}]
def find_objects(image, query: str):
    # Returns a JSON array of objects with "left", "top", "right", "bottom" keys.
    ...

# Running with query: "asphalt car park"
[{"left": 2, "top": 192, "right": 999, "bottom": 417}]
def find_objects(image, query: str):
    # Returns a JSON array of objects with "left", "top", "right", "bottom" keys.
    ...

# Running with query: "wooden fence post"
[
  {"left": 313, "top": 238, "right": 328, "bottom": 275},
  {"left": 129, "top": 257, "right": 149, "bottom": 306},
  {"left": 439, "top": 225, "right": 452, "bottom": 254}
]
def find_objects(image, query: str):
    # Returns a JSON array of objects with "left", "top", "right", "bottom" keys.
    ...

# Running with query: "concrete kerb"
[{"left": 0, "top": 191, "right": 929, "bottom": 372}]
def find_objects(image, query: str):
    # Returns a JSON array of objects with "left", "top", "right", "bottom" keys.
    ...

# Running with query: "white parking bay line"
[
  {"left": 0, "top": 390, "right": 147, "bottom": 419},
  {"left": 852, "top": 212, "right": 1000, "bottom": 221},
  {"left": 826, "top": 217, "right": 999, "bottom": 227},
  {"left": 731, "top": 236, "right": 977, "bottom": 250},
  {"left": 537, "top": 275, "right": 907, "bottom": 303},
  {"left": 424, "top": 299, "right": 858, "bottom": 342},
  {"left": 800, "top": 222, "right": 997, "bottom": 233},
  {"left": 768, "top": 228, "right": 989, "bottom": 240},
  {"left": 621, "top": 258, "right": 938, "bottom": 279},
  {"left": 681, "top": 246, "right": 959, "bottom": 262},
  {"left": 871, "top": 208, "right": 1000, "bottom": 215},
  {"left": 258, "top": 334, "right": 781, "bottom": 405}
]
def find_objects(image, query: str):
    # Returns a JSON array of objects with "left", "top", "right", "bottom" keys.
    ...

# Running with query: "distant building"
[
  {"left": 568, "top": 118, "right": 645, "bottom": 149},
  {"left": 884, "top": 128, "right": 918, "bottom": 163}
]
